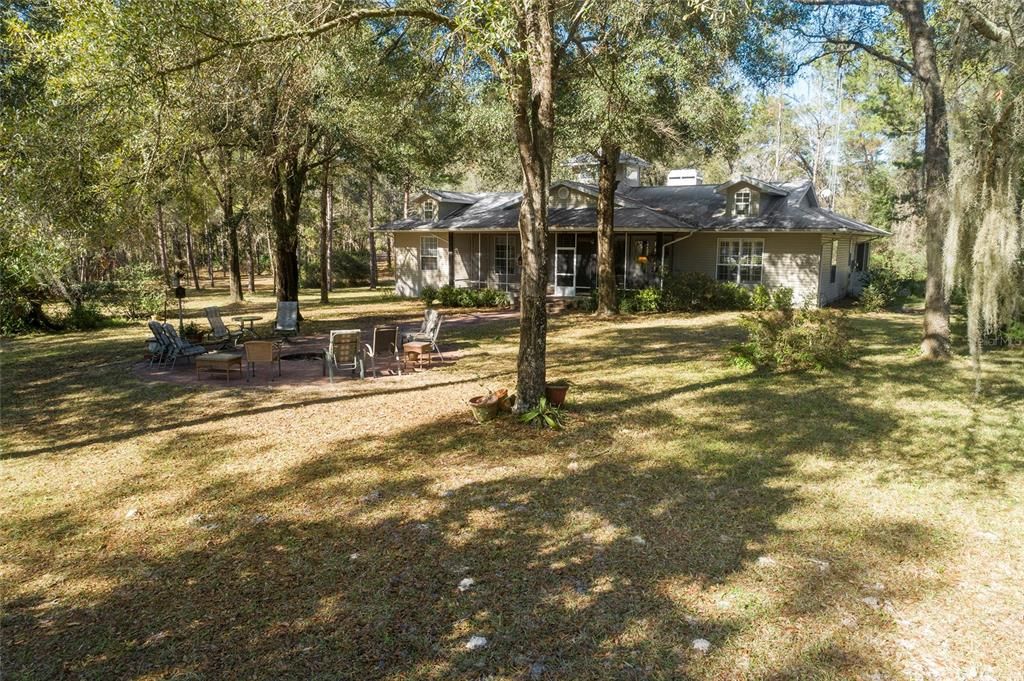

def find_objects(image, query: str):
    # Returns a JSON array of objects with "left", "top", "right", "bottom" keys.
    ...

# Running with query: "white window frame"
[
  {"left": 420, "top": 236, "right": 439, "bottom": 271},
  {"left": 716, "top": 238, "right": 764, "bottom": 284},
  {"left": 422, "top": 200, "right": 437, "bottom": 222},
  {"left": 829, "top": 239, "right": 839, "bottom": 283},
  {"left": 734, "top": 189, "right": 753, "bottom": 217},
  {"left": 494, "top": 236, "right": 516, "bottom": 277}
]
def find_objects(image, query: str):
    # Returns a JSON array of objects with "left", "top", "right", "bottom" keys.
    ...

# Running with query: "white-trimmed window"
[
  {"left": 829, "top": 239, "right": 839, "bottom": 283},
  {"left": 734, "top": 189, "right": 753, "bottom": 217},
  {"left": 495, "top": 237, "right": 517, "bottom": 277},
  {"left": 420, "top": 236, "right": 439, "bottom": 271},
  {"left": 422, "top": 200, "right": 437, "bottom": 221},
  {"left": 717, "top": 238, "right": 764, "bottom": 284}
]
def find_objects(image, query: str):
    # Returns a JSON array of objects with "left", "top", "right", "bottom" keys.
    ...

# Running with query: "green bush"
[
  {"left": 61, "top": 303, "right": 107, "bottom": 330},
  {"left": 420, "top": 285, "right": 439, "bottom": 306},
  {"left": 620, "top": 287, "right": 662, "bottom": 314},
  {"left": 733, "top": 308, "right": 854, "bottom": 372},
  {"left": 331, "top": 250, "right": 371, "bottom": 287},
  {"left": 858, "top": 283, "right": 888, "bottom": 312},
  {"left": 771, "top": 287, "right": 793, "bottom": 312},
  {"left": 751, "top": 284, "right": 772, "bottom": 311},
  {"left": 431, "top": 285, "right": 511, "bottom": 308},
  {"left": 715, "top": 282, "right": 753, "bottom": 310},
  {"left": 436, "top": 284, "right": 460, "bottom": 307},
  {"left": 111, "top": 264, "right": 166, "bottom": 320}
]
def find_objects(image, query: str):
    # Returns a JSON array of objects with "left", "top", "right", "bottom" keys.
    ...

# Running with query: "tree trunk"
[
  {"left": 267, "top": 228, "right": 277, "bottom": 295},
  {"left": 319, "top": 160, "right": 332, "bottom": 303},
  {"left": 155, "top": 201, "right": 169, "bottom": 286},
  {"left": 205, "top": 223, "right": 215, "bottom": 287},
  {"left": 246, "top": 219, "right": 256, "bottom": 293},
  {"left": 270, "top": 157, "right": 305, "bottom": 303},
  {"left": 218, "top": 166, "right": 243, "bottom": 303},
  {"left": 508, "top": 0, "right": 556, "bottom": 412},
  {"left": 184, "top": 221, "right": 200, "bottom": 289},
  {"left": 898, "top": 0, "right": 951, "bottom": 359},
  {"left": 368, "top": 170, "right": 378, "bottom": 290},
  {"left": 595, "top": 141, "right": 620, "bottom": 316}
]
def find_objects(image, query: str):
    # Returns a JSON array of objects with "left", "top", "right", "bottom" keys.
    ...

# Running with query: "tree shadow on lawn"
[{"left": 5, "top": 381, "right": 943, "bottom": 679}]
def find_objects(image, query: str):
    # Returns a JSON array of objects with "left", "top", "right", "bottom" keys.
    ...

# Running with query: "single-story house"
[{"left": 377, "top": 154, "right": 889, "bottom": 307}]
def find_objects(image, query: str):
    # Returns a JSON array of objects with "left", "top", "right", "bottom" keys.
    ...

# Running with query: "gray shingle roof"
[{"left": 379, "top": 178, "right": 888, "bottom": 236}]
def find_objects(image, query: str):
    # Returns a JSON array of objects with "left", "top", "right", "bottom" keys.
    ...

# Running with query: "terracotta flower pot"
[
  {"left": 544, "top": 384, "right": 570, "bottom": 407},
  {"left": 469, "top": 394, "right": 500, "bottom": 423}
]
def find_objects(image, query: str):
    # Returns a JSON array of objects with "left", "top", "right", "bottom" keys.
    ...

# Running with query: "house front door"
[{"left": 554, "top": 244, "right": 576, "bottom": 297}]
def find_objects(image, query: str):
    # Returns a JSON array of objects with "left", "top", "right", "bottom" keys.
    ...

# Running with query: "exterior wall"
[
  {"left": 847, "top": 238, "right": 871, "bottom": 295},
  {"left": 817, "top": 236, "right": 853, "bottom": 305},
  {"left": 393, "top": 231, "right": 449, "bottom": 296},
  {"left": 671, "top": 232, "right": 822, "bottom": 306}
]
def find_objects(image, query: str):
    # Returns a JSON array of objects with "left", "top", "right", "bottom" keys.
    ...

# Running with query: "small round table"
[{"left": 232, "top": 315, "right": 263, "bottom": 340}]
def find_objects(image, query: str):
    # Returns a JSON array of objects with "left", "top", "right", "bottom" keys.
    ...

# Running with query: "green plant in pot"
[
  {"left": 544, "top": 379, "right": 571, "bottom": 407},
  {"left": 520, "top": 396, "right": 563, "bottom": 429},
  {"left": 182, "top": 320, "right": 204, "bottom": 344}
]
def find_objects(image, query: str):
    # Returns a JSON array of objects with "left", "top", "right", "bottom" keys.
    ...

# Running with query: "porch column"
[{"left": 448, "top": 232, "right": 455, "bottom": 287}]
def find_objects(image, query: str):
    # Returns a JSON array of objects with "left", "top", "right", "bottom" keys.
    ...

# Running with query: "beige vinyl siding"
[
  {"left": 392, "top": 231, "right": 449, "bottom": 296},
  {"left": 817, "top": 236, "right": 852, "bottom": 305},
  {"left": 671, "top": 232, "right": 822, "bottom": 306}
]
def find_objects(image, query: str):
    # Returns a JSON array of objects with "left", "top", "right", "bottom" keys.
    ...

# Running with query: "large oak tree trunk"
[
  {"left": 246, "top": 220, "right": 256, "bottom": 293},
  {"left": 270, "top": 157, "right": 305, "bottom": 304},
  {"left": 509, "top": 0, "right": 556, "bottom": 412},
  {"left": 595, "top": 142, "right": 620, "bottom": 316},
  {"left": 223, "top": 195, "right": 243, "bottom": 304},
  {"left": 898, "top": 0, "right": 951, "bottom": 358}
]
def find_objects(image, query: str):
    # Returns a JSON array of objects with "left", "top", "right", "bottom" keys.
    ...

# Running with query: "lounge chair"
[
  {"left": 162, "top": 323, "right": 207, "bottom": 368},
  {"left": 244, "top": 340, "right": 282, "bottom": 379},
  {"left": 204, "top": 306, "right": 243, "bottom": 348},
  {"left": 273, "top": 301, "right": 300, "bottom": 340},
  {"left": 323, "top": 330, "right": 364, "bottom": 382},
  {"left": 364, "top": 325, "right": 402, "bottom": 378},
  {"left": 147, "top": 320, "right": 171, "bottom": 366}
]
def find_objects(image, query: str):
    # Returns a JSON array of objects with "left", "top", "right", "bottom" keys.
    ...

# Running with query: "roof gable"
[{"left": 717, "top": 175, "right": 789, "bottom": 197}]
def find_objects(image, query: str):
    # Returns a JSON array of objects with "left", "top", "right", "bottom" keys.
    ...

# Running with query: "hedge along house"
[{"left": 378, "top": 154, "right": 889, "bottom": 307}]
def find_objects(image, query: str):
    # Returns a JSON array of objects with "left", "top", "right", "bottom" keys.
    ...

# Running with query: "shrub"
[
  {"left": 436, "top": 284, "right": 460, "bottom": 306},
  {"left": 112, "top": 264, "right": 166, "bottom": 320},
  {"left": 733, "top": 308, "right": 854, "bottom": 372},
  {"left": 61, "top": 303, "right": 107, "bottom": 330},
  {"left": 714, "top": 282, "right": 753, "bottom": 310},
  {"left": 751, "top": 284, "right": 772, "bottom": 311},
  {"left": 431, "top": 285, "right": 511, "bottom": 308},
  {"left": 331, "top": 250, "right": 371, "bottom": 287},
  {"left": 771, "top": 287, "right": 793, "bottom": 312},
  {"left": 619, "top": 287, "right": 662, "bottom": 313},
  {"left": 299, "top": 261, "right": 320, "bottom": 289},
  {"left": 858, "top": 283, "right": 888, "bottom": 312},
  {"left": 662, "top": 272, "right": 721, "bottom": 311},
  {"left": 420, "top": 285, "right": 439, "bottom": 306}
]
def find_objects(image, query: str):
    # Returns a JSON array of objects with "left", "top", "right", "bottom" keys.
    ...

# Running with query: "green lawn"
[{"left": 2, "top": 285, "right": 1023, "bottom": 680}]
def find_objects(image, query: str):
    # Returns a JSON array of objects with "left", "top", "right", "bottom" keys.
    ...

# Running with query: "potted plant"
[
  {"left": 182, "top": 321, "right": 205, "bottom": 344},
  {"left": 544, "top": 380, "right": 571, "bottom": 408},
  {"left": 468, "top": 390, "right": 503, "bottom": 424}
]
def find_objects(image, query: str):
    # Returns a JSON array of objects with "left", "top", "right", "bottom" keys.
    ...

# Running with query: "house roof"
[
  {"left": 379, "top": 177, "right": 889, "bottom": 236},
  {"left": 563, "top": 151, "right": 652, "bottom": 168},
  {"left": 716, "top": 175, "right": 790, "bottom": 196},
  {"left": 416, "top": 189, "right": 485, "bottom": 204}
]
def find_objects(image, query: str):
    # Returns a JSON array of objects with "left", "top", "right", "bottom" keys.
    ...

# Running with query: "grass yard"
[{"left": 2, "top": 284, "right": 1023, "bottom": 680}]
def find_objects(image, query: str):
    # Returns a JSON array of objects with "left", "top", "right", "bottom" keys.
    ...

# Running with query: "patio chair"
[
  {"left": 204, "top": 306, "right": 243, "bottom": 348},
  {"left": 402, "top": 308, "right": 439, "bottom": 345},
  {"left": 244, "top": 340, "right": 282, "bottom": 379},
  {"left": 147, "top": 320, "right": 172, "bottom": 366},
  {"left": 416, "top": 313, "right": 446, "bottom": 363},
  {"left": 162, "top": 322, "right": 207, "bottom": 369},
  {"left": 272, "top": 301, "right": 300, "bottom": 340},
  {"left": 363, "top": 325, "right": 402, "bottom": 378},
  {"left": 323, "top": 329, "right": 364, "bottom": 382}
]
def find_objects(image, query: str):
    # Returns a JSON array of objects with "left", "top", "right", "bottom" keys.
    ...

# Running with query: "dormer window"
[
  {"left": 734, "top": 189, "right": 753, "bottom": 217},
  {"left": 422, "top": 200, "right": 437, "bottom": 221}
]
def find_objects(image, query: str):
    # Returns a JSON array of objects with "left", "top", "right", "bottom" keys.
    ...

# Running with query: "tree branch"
[
  {"left": 159, "top": 6, "right": 457, "bottom": 76},
  {"left": 957, "top": 2, "right": 1013, "bottom": 43}
]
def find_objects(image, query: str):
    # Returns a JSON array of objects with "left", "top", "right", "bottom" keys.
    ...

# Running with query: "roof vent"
[{"left": 666, "top": 168, "right": 703, "bottom": 186}]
